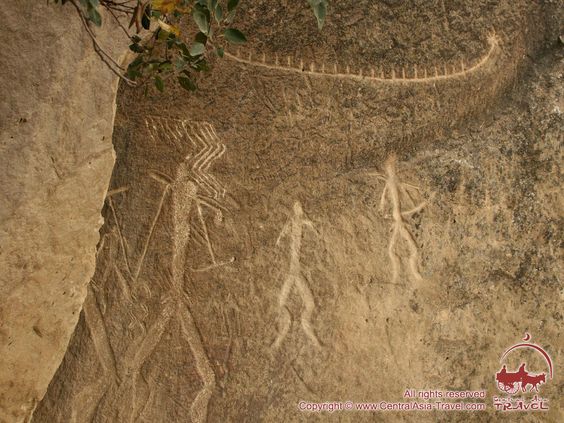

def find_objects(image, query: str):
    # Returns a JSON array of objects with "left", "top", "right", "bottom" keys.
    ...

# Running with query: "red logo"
[{"left": 495, "top": 333, "right": 553, "bottom": 395}]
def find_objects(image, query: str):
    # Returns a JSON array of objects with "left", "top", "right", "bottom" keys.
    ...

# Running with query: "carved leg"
[
  {"left": 400, "top": 224, "right": 423, "bottom": 282},
  {"left": 271, "top": 306, "right": 292, "bottom": 351},
  {"left": 178, "top": 305, "right": 216, "bottom": 423},
  {"left": 271, "top": 274, "right": 295, "bottom": 350},
  {"left": 296, "top": 275, "right": 321, "bottom": 348},
  {"left": 388, "top": 223, "right": 401, "bottom": 283}
]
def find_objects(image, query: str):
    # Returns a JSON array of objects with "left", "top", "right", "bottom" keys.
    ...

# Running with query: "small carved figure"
[
  {"left": 272, "top": 201, "right": 322, "bottom": 350},
  {"left": 373, "top": 155, "right": 430, "bottom": 284}
]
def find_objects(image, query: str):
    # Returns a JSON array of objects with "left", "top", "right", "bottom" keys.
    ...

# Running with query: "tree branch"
[{"left": 69, "top": 0, "right": 136, "bottom": 86}]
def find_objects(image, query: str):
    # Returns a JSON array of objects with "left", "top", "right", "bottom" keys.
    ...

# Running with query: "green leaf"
[
  {"left": 157, "top": 28, "right": 169, "bottom": 40},
  {"left": 227, "top": 0, "right": 240, "bottom": 12},
  {"left": 216, "top": 47, "right": 224, "bottom": 58},
  {"left": 126, "top": 68, "right": 142, "bottom": 80},
  {"left": 178, "top": 76, "right": 197, "bottom": 91},
  {"left": 315, "top": 5, "right": 326, "bottom": 29},
  {"left": 308, "top": 0, "right": 327, "bottom": 30},
  {"left": 175, "top": 57, "right": 186, "bottom": 70},
  {"left": 128, "top": 55, "right": 144, "bottom": 69},
  {"left": 129, "top": 43, "right": 145, "bottom": 53},
  {"left": 193, "top": 8, "right": 210, "bottom": 34},
  {"left": 142, "top": 9, "right": 151, "bottom": 30},
  {"left": 224, "top": 28, "right": 247, "bottom": 44},
  {"left": 147, "top": 62, "right": 159, "bottom": 72},
  {"left": 87, "top": 7, "right": 102, "bottom": 26},
  {"left": 214, "top": 4, "right": 223, "bottom": 23},
  {"left": 159, "top": 61, "right": 173, "bottom": 71},
  {"left": 192, "top": 61, "right": 210, "bottom": 72},
  {"left": 178, "top": 42, "right": 191, "bottom": 58},
  {"left": 155, "top": 76, "right": 164, "bottom": 92},
  {"left": 189, "top": 42, "right": 206, "bottom": 56},
  {"left": 195, "top": 32, "right": 208, "bottom": 45}
]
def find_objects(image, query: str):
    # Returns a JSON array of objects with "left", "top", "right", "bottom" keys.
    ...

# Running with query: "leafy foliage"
[
  {"left": 307, "top": 0, "right": 327, "bottom": 30},
  {"left": 53, "top": 0, "right": 329, "bottom": 92}
]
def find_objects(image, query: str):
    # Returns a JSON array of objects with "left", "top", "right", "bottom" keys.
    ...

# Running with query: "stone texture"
[
  {"left": 0, "top": 2, "right": 125, "bottom": 421},
  {"left": 30, "top": 1, "right": 564, "bottom": 422}
]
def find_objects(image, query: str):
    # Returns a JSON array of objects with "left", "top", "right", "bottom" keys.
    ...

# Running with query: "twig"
[
  {"left": 102, "top": 3, "right": 133, "bottom": 39},
  {"left": 101, "top": 0, "right": 137, "bottom": 13},
  {"left": 69, "top": 0, "right": 136, "bottom": 86}
]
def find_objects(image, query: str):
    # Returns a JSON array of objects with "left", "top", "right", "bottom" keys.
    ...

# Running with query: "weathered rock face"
[
  {"left": 0, "top": 2, "right": 124, "bottom": 421},
  {"left": 34, "top": 1, "right": 562, "bottom": 422}
]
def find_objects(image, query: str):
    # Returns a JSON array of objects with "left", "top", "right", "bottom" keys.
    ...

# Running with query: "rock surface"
[
  {"left": 30, "top": 0, "right": 564, "bottom": 422},
  {"left": 0, "top": 2, "right": 124, "bottom": 421}
]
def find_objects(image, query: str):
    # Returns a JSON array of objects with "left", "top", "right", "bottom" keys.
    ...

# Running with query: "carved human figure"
[
  {"left": 375, "top": 155, "right": 429, "bottom": 284},
  {"left": 272, "top": 201, "right": 322, "bottom": 350},
  {"left": 33, "top": 121, "right": 230, "bottom": 423},
  {"left": 31, "top": 2, "right": 555, "bottom": 421}
]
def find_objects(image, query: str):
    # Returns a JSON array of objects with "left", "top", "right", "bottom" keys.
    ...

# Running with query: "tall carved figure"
[
  {"left": 33, "top": 120, "right": 230, "bottom": 423},
  {"left": 148, "top": 167, "right": 217, "bottom": 423}
]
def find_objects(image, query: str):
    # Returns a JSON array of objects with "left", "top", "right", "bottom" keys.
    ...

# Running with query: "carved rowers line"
[{"left": 225, "top": 33, "right": 500, "bottom": 84}]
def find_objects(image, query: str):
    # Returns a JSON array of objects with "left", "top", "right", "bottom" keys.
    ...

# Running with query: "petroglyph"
[
  {"left": 106, "top": 186, "right": 128, "bottom": 196},
  {"left": 374, "top": 156, "right": 430, "bottom": 284},
  {"left": 104, "top": 184, "right": 168, "bottom": 284},
  {"left": 150, "top": 170, "right": 234, "bottom": 273},
  {"left": 143, "top": 120, "right": 230, "bottom": 421},
  {"left": 30, "top": 1, "right": 560, "bottom": 421},
  {"left": 272, "top": 201, "right": 322, "bottom": 350},
  {"left": 68, "top": 284, "right": 121, "bottom": 422},
  {"left": 82, "top": 286, "right": 118, "bottom": 380},
  {"left": 74, "top": 120, "right": 230, "bottom": 422},
  {"left": 217, "top": 296, "right": 241, "bottom": 387},
  {"left": 145, "top": 117, "right": 227, "bottom": 199},
  {"left": 103, "top": 118, "right": 233, "bottom": 284},
  {"left": 226, "top": 33, "right": 500, "bottom": 84},
  {"left": 106, "top": 189, "right": 133, "bottom": 278},
  {"left": 177, "top": 302, "right": 215, "bottom": 423},
  {"left": 146, "top": 119, "right": 233, "bottom": 272},
  {"left": 71, "top": 242, "right": 168, "bottom": 422},
  {"left": 146, "top": 118, "right": 231, "bottom": 271},
  {"left": 91, "top": 297, "right": 176, "bottom": 423},
  {"left": 166, "top": 156, "right": 219, "bottom": 422}
]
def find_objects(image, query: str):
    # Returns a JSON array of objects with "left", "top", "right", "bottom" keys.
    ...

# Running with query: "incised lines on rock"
[
  {"left": 225, "top": 33, "right": 500, "bottom": 84},
  {"left": 76, "top": 120, "right": 231, "bottom": 423},
  {"left": 146, "top": 117, "right": 227, "bottom": 200},
  {"left": 80, "top": 117, "right": 435, "bottom": 422},
  {"left": 146, "top": 117, "right": 234, "bottom": 271},
  {"left": 373, "top": 155, "right": 430, "bottom": 284},
  {"left": 144, "top": 119, "right": 232, "bottom": 421},
  {"left": 272, "top": 201, "right": 322, "bottom": 351}
]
